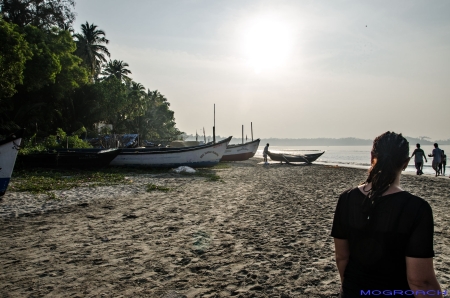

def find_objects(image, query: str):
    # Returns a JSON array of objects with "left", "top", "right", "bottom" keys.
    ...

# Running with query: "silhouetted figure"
[
  {"left": 428, "top": 143, "right": 442, "bottom": 177},
  {"left": 263, "top": 143, "right": 269, "bottom": 165},
  {"left": 411, "top": 143, "right": 427, "bottom": 175}
]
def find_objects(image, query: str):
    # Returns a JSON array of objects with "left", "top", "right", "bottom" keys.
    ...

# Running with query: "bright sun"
[{"left": 242, "top": 16, "right": 292, "bottom": 74}]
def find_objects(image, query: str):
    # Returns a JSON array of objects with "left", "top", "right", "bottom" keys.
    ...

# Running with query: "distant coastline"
[{"left": 185, "top": 135, "right": 450, "bottom": 146}]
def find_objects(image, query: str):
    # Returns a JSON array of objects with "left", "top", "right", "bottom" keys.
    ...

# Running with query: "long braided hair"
[{"left": 361, "top": 131, "right": 410, "bottom": 222}]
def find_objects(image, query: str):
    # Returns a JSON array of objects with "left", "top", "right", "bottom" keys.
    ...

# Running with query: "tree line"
[{"left": 0, "top": 0, "right": 182, "bottom": 143}]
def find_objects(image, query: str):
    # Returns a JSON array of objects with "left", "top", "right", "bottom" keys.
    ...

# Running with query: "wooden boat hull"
[
  {"left": 17, "top": 148, "right": 120, "bottom": 169},
  {"left": 220, "top": 139, "right": 260, "bottom": 161},
  {"left": 0, "top": 132, "right": 22, "bottom": 196},
  {"left": 267, "top": 151, "right": 324, "bottom": 163},
  {"left": 110, "top": 136, "right": 232, "bottom": 168}
]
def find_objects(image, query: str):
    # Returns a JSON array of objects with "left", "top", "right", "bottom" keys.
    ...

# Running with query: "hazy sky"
[{"left": 73, "top": 0, "right": 450, "bottom": 140}]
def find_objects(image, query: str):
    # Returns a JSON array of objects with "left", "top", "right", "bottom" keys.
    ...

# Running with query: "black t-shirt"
[
  {"left": 331, "top": 188, "right": 435, "bottom": 297},
  {"left": 412, "top": 148, "right": 426, "bottom": 163}
]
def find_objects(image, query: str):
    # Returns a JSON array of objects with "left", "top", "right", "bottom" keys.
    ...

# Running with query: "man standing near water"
[
  {"left": 410, "top": 143, "right": 427, "bottom": 175},
  {"left": 429, "top": 143, "right": 442, "bottom": 176},
  {"left": 263, "top": 143, "right": 269, "bottom": 165}
]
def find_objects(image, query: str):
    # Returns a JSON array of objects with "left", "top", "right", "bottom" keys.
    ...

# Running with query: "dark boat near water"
[
  {"left": 267, "top": 151, "right": 325, "bottom": 164},
  {"left": 17, "top": 148, "right": 121, "bottom": 169}
]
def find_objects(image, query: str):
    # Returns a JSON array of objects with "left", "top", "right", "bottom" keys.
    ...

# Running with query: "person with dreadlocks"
[{"left": 331, "top": 132, "right": 442, "bottom": 297}]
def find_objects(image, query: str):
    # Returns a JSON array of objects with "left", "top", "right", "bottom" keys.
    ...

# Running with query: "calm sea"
[{"left": 256, "top": 145, "right": 450, "bottom": 176}]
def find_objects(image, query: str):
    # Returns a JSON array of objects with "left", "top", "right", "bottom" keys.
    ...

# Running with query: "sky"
[{"left": 73, "top": 0, "right": 450, "bottom": 140}]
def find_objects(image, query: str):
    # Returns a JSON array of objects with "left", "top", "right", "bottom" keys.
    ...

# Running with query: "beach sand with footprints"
[{"left": 1, "top": 159, "right": 449, "bottom": 297}]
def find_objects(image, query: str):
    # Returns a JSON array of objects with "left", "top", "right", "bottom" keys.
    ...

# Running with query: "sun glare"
[{"left": 242, "top": 16, "right": 292, "bottom": 74}]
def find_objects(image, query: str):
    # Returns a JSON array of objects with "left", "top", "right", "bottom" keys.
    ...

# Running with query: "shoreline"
[
  {"left": 254, "top": 155, "right": 449, "bottom": 179},
  {"left": 1, "top": 158, "right": 449, "bottom": 297}
]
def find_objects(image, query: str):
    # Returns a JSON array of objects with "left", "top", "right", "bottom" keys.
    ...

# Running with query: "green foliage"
[
  {"left": 20, "top": 128, "right": 92, "bottom": 154},
  {"left": 0, "top": 16, "right": 182, "bottom": 143},
  {"left": 0, "top": 0, "right": 76, "bottom": 30},
  {"left": 213, "top": 163, "right": 231, "bottom": 169},
  {"left": 10, "top": 168, "right": 130, "bottom": 194},
  {"left": 0, "top": 24, "right": 89, "bottom": 134},
  {"left": 0, "top": 19, "right": 32, "bottom": 99},
  {"left": 146, "top": 184, "right": 171, "bottom": 192},
  {"left": 44, "top": 128, "right": 92, "bottom": 149},
  {"left": 74, "top": 22, "right": 110, "bottom": 80},
  {"left": 195, "top": 169, "right": 222, "bottom": 182},
  {"left": 21, "top": 25, "right": 62, "bottom": 91},
  {"left": 102, "top": 59, "right": 131, "bottom": 82}
]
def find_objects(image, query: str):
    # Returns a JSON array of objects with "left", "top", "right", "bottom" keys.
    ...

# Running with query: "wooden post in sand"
[{"left": 251, "top": 122, "right": 253, "bottom": 141}]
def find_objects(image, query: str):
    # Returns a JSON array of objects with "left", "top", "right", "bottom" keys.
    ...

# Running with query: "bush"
[{"left": 20, "top": 128, "right": 92, "bottom": 155}]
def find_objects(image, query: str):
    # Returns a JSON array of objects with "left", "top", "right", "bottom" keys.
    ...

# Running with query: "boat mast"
[
  {"left": 242, "top": 125, "right": 244, "bottom": 144},
  {"left": 213, "top": 104, "right": 216, "bottom": 143}
]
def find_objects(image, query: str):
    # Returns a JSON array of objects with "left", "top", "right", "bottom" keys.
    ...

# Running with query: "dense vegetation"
[{"left": 0, "top": 0, "right": 182, "bottom": 143}]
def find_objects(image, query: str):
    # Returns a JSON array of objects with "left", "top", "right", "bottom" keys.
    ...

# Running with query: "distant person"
[
  {"left": 428, "top": 143, "right": 442, "bottom": 177},
  {"left": 263, "top": 143, "right": 269, "bottom": 164},
  {"left": 441, "top": 150, "right": 446, "bottom": 176},
  {"left": 331, "top": 131, "right": 442, "bottom": 297},
  {"left": 410, "top": 143, "right": 427, "bottom": 175}
]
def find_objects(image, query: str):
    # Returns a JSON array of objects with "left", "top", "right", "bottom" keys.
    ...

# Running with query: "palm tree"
[
  {"left": 73, "top": 22, "right": 110, "bottom": 81},
  {"left": 102, "top": 59, "right": 132, "bottom": 82}
]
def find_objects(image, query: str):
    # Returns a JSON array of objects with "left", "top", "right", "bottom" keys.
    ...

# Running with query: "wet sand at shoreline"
[{"left": 1, "top": 159, "right": 449, "bottom": 297}]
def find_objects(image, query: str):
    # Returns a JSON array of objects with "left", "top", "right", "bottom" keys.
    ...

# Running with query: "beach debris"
[
  {"left": 173, "top": 166, "right": 196, "bottom": 174},
  {"left": 123, "top": 213, "right": 138, "bottom": 219},
  {"left": 192, "top": 230, "right": 211, "bottom": 253},
  {"left": 146, "top": 184, "right": 171, "bottom": 192}
]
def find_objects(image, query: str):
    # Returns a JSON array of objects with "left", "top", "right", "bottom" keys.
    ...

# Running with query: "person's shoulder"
[
  {"left": 338, "top": 187, "right": 360, "bottom": 199},
  {"left": 398, "top": 191, "right": 432, "bottom": 209}
]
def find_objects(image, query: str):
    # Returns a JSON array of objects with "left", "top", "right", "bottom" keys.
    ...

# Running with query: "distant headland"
[{"left": 184, "top": 135, "right": 450, "bottom": 146}]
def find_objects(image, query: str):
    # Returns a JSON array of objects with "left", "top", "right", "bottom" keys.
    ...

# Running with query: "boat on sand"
[
  {"left": 110, "top": 136, "right": 232, "bottom": 168},
  {"left": 17, "top": 148, "right": 121, "bottom": 169},
  {"left": 0, "top": 131, "right": 23, "bottom": 196},
  {"left": 267, "top": 151, "right": 324, "bottom": 164},
  {"left": 220, "top": 139, "right": 260, "bottom": 162}
]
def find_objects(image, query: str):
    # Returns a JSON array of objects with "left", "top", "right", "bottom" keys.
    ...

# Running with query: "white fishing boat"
[
  {"left": 220, "top": 138, "right": 260, "bottom": 161},
  {"left": 0, "top": 131, "right": 22, "bottom": 197},
  {"left": 110, "top": 136, "right": 232, "bottom": 168}
]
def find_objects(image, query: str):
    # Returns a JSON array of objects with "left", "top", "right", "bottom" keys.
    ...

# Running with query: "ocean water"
[{"left": 256, "top": 145, "right": 450, "bottom": 176}]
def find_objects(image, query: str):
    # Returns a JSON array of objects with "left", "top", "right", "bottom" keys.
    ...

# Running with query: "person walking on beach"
[
  {"left": 442, "top": 150, "right": 446, "bottom": 176},
  {"left": 331, "top": 131, "right": 442, "bottom": 297},
  {"left": 263, "top": 143, "right": 269, "bottom": 165},
  {"left": 411, "top": 143, "right": 427, "bottom": 175},
  {"left": 428, "top": 143, "right": 442, "bottom": 177}
]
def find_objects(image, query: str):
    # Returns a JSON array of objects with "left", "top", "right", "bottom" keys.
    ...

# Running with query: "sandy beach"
[{"left": 1, "top": 159, "right": 449, "bottom": 297}]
